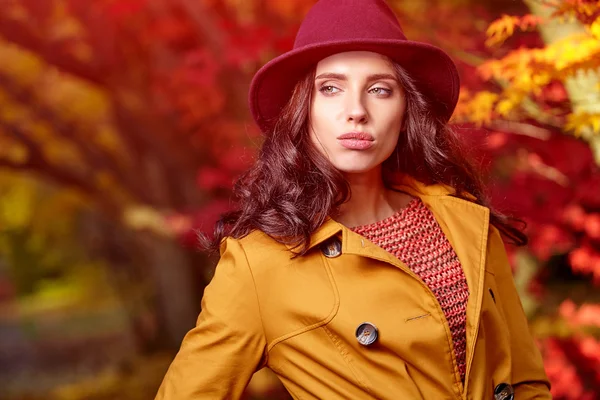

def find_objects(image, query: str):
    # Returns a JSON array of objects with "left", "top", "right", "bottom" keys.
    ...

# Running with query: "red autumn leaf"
[
  {"left": 197, "top": 167, "right": 234, "bottom": 191},
  {"left": 518, "top": 14, "right": 545, "bottom": 30},
  {"left": 192, "top": 199, "right": 233, "bottom": 236},
  {"left": 486, "top": 132, "right": 509, "bottom": 150},
  {"left": 540, "top": 81, "right": 569, "bottom": 103},
  {"left": 563, "top": 204, "right": 587, "bottom": 231},
  {"left": 584, "top": 214, "right": 600, "bottom": 240},
  {"left": 106, "top": 0, "right": 147, "bottom": 19},
  {"left": 225, "top": 25, "right": 276, "bottom": 67},
  {"left": 218, "top": 146, "right": 255, "bottom": 173}
]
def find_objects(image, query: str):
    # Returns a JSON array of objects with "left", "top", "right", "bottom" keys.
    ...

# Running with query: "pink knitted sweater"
[{"left": 350, "top": 197, "right": 469, "bottom": 381}]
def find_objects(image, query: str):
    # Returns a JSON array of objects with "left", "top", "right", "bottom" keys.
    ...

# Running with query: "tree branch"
[
  {"left": 489, "top": 120, "right": 553, "bottom": 140},
  {"left": 176, "top": 0, "right": 225, "bottom": 60},
  {"left": 0, "top": 14, "right": 104, "bottom": 85},
  {"left": 2, "top": 123, "right": 100, "bottom": 197},
  {"left": 0, "top": 72, "right": 156, "bottom": 205},
  {"left": 0, "top": 156, "right": 122, "bottom": 218}
]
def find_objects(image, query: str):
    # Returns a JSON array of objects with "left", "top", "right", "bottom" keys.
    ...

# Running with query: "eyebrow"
[{"left": 314, "top": 72, "right": 399, "bottom": 82}]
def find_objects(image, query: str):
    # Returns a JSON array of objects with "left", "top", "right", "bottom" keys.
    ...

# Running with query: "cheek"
[
  {"left": 309, "top": 101, "right": 335, "bottom": 140},
  {"left": 378, "top": 107, "right": 404, "bottom": 156},
  {"left": 379, "top": 105, "right": 404, "bottom": 134},
  {"left": 310, "top": 98, "right": 329, "bottom": 127},
  {"left": 382, "top": 131, "right": 401, "bottom": 158},
  {"left": 309, "top": 104, "right": 328, "bottom": 152}
]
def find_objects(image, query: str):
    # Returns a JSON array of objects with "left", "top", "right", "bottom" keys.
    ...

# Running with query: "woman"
[{"left": 156, "top": 0, "right": 551, "bottom": 399}]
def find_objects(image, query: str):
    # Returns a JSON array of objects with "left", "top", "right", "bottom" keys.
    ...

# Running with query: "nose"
[{"left": 346, "top": 93, "right": 368, "bottom": 124}]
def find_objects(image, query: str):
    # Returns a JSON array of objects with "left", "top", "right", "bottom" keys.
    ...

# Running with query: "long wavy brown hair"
[{"left": 202, "top": 62, "right": 527, "bottom": 254}]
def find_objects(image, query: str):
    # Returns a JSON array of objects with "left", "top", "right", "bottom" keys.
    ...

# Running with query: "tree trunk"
[{"left": 141, "top": 232, "right": 199, "bottom": 348}]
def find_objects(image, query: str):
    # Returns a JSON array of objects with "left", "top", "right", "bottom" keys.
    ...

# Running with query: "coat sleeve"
[
  {"left": 488, "top": 227, "right": 551, "bottom": 399},
  {"left": 155, "top": 237, "right": 268, "bottom": 400}
]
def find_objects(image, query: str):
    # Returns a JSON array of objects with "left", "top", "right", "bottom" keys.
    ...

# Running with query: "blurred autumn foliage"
[{"left": 0, "top": 0, "right": 598, "bottom": 399}]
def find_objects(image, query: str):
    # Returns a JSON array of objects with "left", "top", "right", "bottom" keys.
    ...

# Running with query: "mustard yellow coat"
[{"left": 156, "top": 177, "right": 551, "bottom": 399}]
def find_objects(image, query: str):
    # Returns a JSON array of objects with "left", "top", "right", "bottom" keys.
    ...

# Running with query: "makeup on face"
[
  {"left": 309, "top": 51, "right": 406, "bottom": 174},
  {"left": 336, "top": 131, "right": 375, "bottom": 150}
]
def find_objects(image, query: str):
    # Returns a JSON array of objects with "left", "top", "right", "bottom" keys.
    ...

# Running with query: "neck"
[{"left": 334, "top": 167, "right": 412, "bottom": 227}]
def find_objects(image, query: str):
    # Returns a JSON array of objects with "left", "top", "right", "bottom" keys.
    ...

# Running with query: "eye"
[
  {"left": 319, "top": 85, "right": 341, "bottom": 95},
  {"left": 369, "top": 87, "right": 392, "bottom": 96}
]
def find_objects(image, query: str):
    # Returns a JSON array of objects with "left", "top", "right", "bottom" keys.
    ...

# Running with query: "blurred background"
[{"left": 0, "top": 0, "right": 599, "bottom": 399}]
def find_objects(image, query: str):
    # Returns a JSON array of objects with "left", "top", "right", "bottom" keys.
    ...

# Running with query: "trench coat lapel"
[
  {"left": 377, "top": 176, "right": 491, "bottom": 386},
  {"left": 422, "top": 195, "right": 490, "bottom": 386}
]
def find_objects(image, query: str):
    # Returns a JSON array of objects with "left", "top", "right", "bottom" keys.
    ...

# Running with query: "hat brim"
[{"left": 249, "top": 39, "right": 460, "bottom": 133}]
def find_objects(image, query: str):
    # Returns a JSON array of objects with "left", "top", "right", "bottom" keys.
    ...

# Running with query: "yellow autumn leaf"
[
  {"left": 513, "top": 73, "right": 534, "bottom": 91},
  {"left": 0, "top": 101, "right": 29, "bottom": 123},
  {"left": 95, "top": 125, "right": 123, "bottom": 153},
  {"left": 592, "top": 116, "right": 600, "bottom": 134},
  {"left": 566, "top": 112, "right": 600, "bottom": 137},
  {"left": 49, "top": 1, "right": 85, "bottom": 40},
  {"left": 123, "top": 206, "right": 172, "bottom": 236},
  {"left": 43, "top": 138, "right": 84, "bottom": 168},
  {"left": 532, "top": 73, "right": 551, "bottom": 92},
  {"left": 49, "top": 16, "right": 83, "bottom": 41},
  {"left": 5, "top": 2, "right": 28, "bottom": 22},
  {"left": 70, "top": 42, "right": 94, "bottom": 63},
  {"left": 486, "top": 14, "right": 520, "bottom": 47},
  {"left": 466, "top": 91, "right": 499, "bottom": 125},
  {"left": 590, "top": 18, "right": 600, "bottom": 40},
  {"left": 2, "top": 144, "right": 29, "bottom": 164},
  {"left": 40, "top": 77, "right": 110, "bottom": 122},
  {"left": 94, "top": 171, "right": 115, "bottom": 189},
  {"left": 495, "top": 101, "right": 512, "bottom": 117},
  {"left": 0, "top": 40, "right": 44, "bottom": 84},
  {"left": 28, "top": 121, "right": 53, "bottom": 143},
  {"left": 548, "top": 34, "right": 600, "bottom": 73},
  {"left": 579, "top": 3, "right": 597, "bottom": 18},
  {"left": 0, "top": 179, "right": 35, "bottom": 229}
]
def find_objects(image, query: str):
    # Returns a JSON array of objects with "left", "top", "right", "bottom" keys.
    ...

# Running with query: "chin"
[
  {"left": 331, "top": 162, "right": 379, "bottom": 174},
  {"left": 329, "top": 153, "right": 388, "bottom": 175}
]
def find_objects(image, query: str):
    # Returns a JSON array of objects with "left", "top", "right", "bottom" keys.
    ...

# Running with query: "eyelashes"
[
  {"left": 319, "top": 85, "right": 341, "bottom": 94},
  {"left": 369, "top": 87, "right": 392, "bottom": 96},
  {"left": 317, "top": 84, "right": 393, "bottom": 97}
]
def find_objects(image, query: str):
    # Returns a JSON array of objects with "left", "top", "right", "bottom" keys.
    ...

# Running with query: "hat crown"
[{"left": 294, "top": 0, "right": 406, "bottom": 48}]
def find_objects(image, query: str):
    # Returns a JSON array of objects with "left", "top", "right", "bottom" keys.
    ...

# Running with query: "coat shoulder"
[{"left": 229, "top": 229, "right": 295, "bottom": 272}]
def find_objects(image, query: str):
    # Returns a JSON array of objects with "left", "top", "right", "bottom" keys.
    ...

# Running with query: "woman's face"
[{"left": 309, "top": 51, "right": 406, "bottom": 174}]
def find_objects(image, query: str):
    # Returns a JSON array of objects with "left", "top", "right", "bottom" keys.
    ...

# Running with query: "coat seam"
[
  {"left": 267, "top": 255, "right": 341, "bottom": 353},
  {"left": 237, "top": 239, "right": 270, "bottom": 369},
  {"left": 322, "top": 325, "right": 375, "bottom": 395}
]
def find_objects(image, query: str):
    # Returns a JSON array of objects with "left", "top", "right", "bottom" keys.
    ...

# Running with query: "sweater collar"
[{"left": 295, "top": 175, "right": 466, "bottom": 254}]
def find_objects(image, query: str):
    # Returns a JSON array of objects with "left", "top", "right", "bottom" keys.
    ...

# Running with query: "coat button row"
[
  {"left": 322, "top": 237, "right": 513, "bottom": 398},
  {"left": 320, "top": 237, "right": 342, "bottom": 258},
  {"left": 494, "top": 383, "right": 514, "bottom": 400}
]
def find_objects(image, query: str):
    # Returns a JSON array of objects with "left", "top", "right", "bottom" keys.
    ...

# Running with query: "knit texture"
[{"left": 350, "top": 198, "right": 469, "bottom": 381}]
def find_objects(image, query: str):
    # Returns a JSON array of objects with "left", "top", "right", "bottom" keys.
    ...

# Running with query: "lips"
[
  {"left": 337, "top": 132, "right": 374, "bottom": 141},
  {"left": 337, "top": 132, "right": 374, "bottom": 150}
]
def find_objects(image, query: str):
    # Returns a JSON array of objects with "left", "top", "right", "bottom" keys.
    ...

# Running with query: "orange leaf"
[{"left": 486, "top": 14, "right": 520, "bottom": 47}]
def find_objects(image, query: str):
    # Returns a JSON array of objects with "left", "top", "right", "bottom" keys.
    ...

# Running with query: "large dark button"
[
  {"left": 320, "top": 237, "right": 342, "bottom": 258},
  {"left": 494, "top": 383, "right": 514, "bottom": 400},
  {"left": 355, "top": 322, "right": 378, "bottom": 346}
]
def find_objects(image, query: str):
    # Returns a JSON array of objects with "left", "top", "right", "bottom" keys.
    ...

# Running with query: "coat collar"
[{"left": 300, "top": 174, "right": 463, "bottom": 254}]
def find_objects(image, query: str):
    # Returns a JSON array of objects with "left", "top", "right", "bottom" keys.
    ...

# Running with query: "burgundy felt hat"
[{"left": 248, "top": 0, "right": 460, "bottom": 133}]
